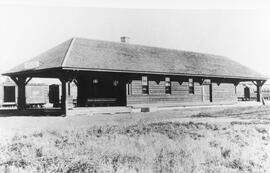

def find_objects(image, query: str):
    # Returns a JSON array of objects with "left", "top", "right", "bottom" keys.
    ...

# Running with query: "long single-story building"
[{"left": 2, "top": 37, "right": 268, "bottom": 114}]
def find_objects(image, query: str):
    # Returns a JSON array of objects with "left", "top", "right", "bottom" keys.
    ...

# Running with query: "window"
[
  {"left": 188, "top": 78, "right": 194, "bottom": 94},
  {"left": 165, "top": 77, "right": 171, "bottom": 94},
  {"left": 142, "top": 76, "right": 149, "bottom": 94}
]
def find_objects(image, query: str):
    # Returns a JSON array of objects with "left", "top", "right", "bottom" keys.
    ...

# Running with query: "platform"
[
  {"left": 0, "top": 101, "right": 267, "bottom": 117},
  {"left": 67, "top": 106, "right": 133, "bottom": 116},
  {"left": 0, "top": 108, "right": 64, "bottom": 117}
]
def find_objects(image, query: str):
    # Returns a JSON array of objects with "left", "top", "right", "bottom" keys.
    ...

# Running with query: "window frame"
[
  {"left": 165, "top": 77, "right": 171, "bottom": 94},
  {"left": 142, "top": 76, "right": 149, "bottom": 95},
  {"left": 188, "top": 78, "right": 194, "bottom": 94}
]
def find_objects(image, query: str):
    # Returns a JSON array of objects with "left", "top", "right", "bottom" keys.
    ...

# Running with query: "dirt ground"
[{"left": 0, "top": 104, "right": 270, "bottom": 172}]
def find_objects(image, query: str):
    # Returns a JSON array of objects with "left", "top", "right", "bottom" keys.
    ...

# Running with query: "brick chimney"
[{"left": 120, "top": 36, "right": 130, "bottom": 43}]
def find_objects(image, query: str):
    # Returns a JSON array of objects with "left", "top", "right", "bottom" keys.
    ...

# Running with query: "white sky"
[{"left": 0, "top": 0, "right": 270, "bottom": 83}]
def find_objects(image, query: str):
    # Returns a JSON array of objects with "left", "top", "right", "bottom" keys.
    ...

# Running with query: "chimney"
[{"left": 120, "top": 36, "right": 130, "bottom": 43}]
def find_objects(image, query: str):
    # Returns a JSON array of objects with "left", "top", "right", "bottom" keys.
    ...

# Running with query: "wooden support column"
[
  {"left": 68, "top": 82, "right": 71, "bottom": 96},
  {"left": 60, "top": 79, "right": 67, "bottom": 111},
  {"left": 10, "top": 76, "right": 31, "bottom": 110},
  {"left": 18, "top": 87, "right": 26, "bottom": 109},
  {"left": 76, "top": 79, "right": 82, "bottom": 107},
  {"left": 256, "top": 81, "right": 262, "bottom": 102},
  {"left": 253, "top": 80, "right": 266, "bottom": 102}
]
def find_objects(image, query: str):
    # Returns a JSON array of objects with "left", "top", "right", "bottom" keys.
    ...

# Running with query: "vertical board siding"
[{"left": 127, "top": 78, "right": 237, "bottom": 106}]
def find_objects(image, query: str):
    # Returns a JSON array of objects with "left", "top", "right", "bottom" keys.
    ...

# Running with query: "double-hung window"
[
  {"left": 165, "top": 77, "right": 171, "bottom": 94},
  {"left": 142, "top": 76, "right": 149, "bottom": 94},
  {"left": 188, "top": 78, "right": 194, "bottom": 94}
]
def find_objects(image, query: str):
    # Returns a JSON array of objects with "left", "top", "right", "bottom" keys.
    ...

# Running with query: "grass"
[{"left": 0, "top": 105, "right": 270, "bottom": 172}]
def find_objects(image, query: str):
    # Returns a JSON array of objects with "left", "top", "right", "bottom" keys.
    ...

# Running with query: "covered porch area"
[
  {"left": 75, "top": 71, "right": 128, "bottom": 107},
  {"left": 3, "top": 68, "right": 267, "bottom": 115},
  {"left": 3, "top": 68, "right": 130, "bottom": 115}
]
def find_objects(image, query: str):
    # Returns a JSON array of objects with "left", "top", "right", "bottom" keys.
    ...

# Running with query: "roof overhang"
[
  {"left": 2, "top": 67, "right": 63, "bottom": 78},
  {"left": 62, "top": 67, "right": 268, "bottom": 81},
  {"left": 3, "top": 66, "right": 267, "bottom": 81}
]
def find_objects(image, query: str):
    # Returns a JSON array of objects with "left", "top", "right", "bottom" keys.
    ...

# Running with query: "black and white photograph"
[{"left": 0, "top": 0, "right": 270, "bottom": 172}]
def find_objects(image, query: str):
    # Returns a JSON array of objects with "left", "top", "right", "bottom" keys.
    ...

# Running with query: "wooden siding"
[
  {"left": 127, "top": 79, "right": 203, "bottom": 105},
  {"left": 127, "top": 78, "right": 237, "bottom": 106},
  {"left": 212, "top": 83, "right": 237, "bottom": 102}
]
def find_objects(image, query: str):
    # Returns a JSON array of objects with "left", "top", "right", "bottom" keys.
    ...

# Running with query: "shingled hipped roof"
[{"left": 3, "top": 37, "right": 267, "bottom": 80}]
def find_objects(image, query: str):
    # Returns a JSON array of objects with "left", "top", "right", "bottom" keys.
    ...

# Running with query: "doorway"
[
  {"left": 202, "top": 84, "right": 212, "bottom": 102},
  {"left": 244, "top": 87, "right": 250, "bottom": 101}
]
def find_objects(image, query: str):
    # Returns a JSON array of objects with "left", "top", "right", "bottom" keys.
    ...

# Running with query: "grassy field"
[{"left": 0, "top": 105, "right": 270, "bottom": 172}]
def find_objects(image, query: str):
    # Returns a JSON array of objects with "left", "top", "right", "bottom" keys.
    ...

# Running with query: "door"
[
  {"left": 244, "top": 87, "right": 250, "bottom": 101},
  {"left": 202, "top": 84, "right": 212, "bottom": 102},
  {"left": 49, "top": 84, "right": 60, "bottom": 107},
  {"left": 4, "top": 86, "right": 16, "bottom": 102}
]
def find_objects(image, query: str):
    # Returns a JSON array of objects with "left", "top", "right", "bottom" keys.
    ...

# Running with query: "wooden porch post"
[
  {"left": 256, "top": 81, "right": 262, "bottom": 102},
  {"left": 17, "top": 80, "right": 26, "bottom": 110},
  {"left": 75, "top": 79, "right": 82, "bottom": 107},
  {"left": 254, "top": 80, "right": 266, "bottom": 102},
  {"left": 60, "top": 79, "right": 67, "bottom": 111},
  {"left": 10, "top": 76, "right": 32, "bottom": 110},
  {"left": 68, "top": 82, "right": 71, "bottom": 96}
]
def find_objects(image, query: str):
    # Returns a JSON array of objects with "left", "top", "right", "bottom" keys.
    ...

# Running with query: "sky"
[{"left": 0, "top": 0, "right": 270, "bottom": 83}]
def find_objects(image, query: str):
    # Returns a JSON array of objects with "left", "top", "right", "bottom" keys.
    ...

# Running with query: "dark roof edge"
[
  {"left": 1, "top": 67, "right": 62, "bottom": 76},
  {"left": 61, "top": 67, "right": 268, "bottom": 81},
  {"left": 2, "top": 65, "right": 268, "bottom": 81}
]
